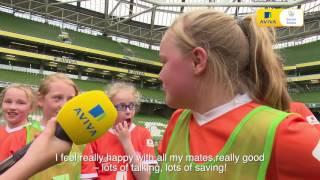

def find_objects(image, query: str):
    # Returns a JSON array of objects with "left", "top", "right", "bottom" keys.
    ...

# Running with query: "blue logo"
[
  {"left": 264, "top": 12, "right": 271, "bottom": 18},
  {"left": 89, "top": 104, "right": 105, "bottom": 121}
]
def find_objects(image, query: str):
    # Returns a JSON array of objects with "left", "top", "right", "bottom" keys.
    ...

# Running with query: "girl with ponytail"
[{"left": 158, "top": 9, "right": 320, "bottom": 180}]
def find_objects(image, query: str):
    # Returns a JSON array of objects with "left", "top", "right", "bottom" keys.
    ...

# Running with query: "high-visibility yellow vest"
[
  {"left": 27, "top": 120, "right": 85, "bottom": 180},
  {"left": 159, "top": 106, "right": 290, "bottom": 180},
  {"left": 26, "top": 120, "right": 42, "bottom": 144}
]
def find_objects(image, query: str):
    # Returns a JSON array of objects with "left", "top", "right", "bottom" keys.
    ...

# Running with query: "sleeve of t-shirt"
[
  {"left": 158, "top": 109, "right": 184, "bottom": 156},
  {"left": 267, "top": 114, "right": 320, "bottom": 180},
  {"left": 299, "top": 103, "right": 319, "bottom": 125},
  {"left": 290, "top": 102, "right": 319, "bottom": 126},
  {"left": 80, "top": 143, "right": 98, "bottom": 179}
]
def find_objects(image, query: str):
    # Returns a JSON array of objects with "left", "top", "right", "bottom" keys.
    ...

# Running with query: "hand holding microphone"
[
  {"left": 0, "top": 117, "right": 69, "bottom": 180},
  {"left": 0, "top": 90, "right": 117, "bottom": 175}
]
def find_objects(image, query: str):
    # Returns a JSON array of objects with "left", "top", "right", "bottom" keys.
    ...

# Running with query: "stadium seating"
[
  {"left": 0, "top": 12, "right": 159, "bottom": 61},
  {"left": 280, "top": 40, "right": 320, "bottom": 65},
  {"left": 0, "top": 69, "right": 164, "bottom": 101}
]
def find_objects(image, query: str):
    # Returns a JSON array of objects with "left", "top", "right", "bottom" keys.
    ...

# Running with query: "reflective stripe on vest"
[
  {"left": 29, "top": 144, "right": 85, "bottom": 180},
  {"left": 25, "top": 122, "right": 41, "bottom": 144},
  {"left": 26, "top": 121, "right": 85, "bottom": 180}
]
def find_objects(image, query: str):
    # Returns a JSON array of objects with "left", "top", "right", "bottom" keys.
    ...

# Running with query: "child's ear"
[{"left": 192, "top": 47, "right": 208, "bottom": 75}]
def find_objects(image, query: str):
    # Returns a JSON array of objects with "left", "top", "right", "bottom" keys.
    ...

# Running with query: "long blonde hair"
[{"left": 169, "top": 9, "right": 290, "bottom": 110}]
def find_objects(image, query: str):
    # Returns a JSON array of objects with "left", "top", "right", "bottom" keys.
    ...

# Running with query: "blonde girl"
[
  {"left": 158, "top": 9, "right": 320, "bottom": 180},
  {"left": 0, "top": 84, "right": 40, "bottom": 161}
]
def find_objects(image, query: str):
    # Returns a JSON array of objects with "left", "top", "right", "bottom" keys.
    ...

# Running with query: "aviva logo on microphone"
[
  {"left": 89, "top": 104, "right": 105, "bottom": 121},
  {"left": 73, "top": 104, "right": 105, "bottom": 137},
  {"left": 256, "top": 8, "right": 303, "bottom": 27}
]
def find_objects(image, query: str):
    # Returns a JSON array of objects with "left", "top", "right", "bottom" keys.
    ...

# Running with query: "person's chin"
[{"left": 166, "top": 98, "right": 179, "bottom": 109}]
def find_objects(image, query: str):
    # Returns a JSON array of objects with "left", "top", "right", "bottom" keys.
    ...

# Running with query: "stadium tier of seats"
[
  {"left": 0, "top": 11, "right": 159, "bottom": 62},
  {"left": 280, "top": 40, "right": 320, "bottom": 66},
  {"left": 0, "top": 69, "right": 164, "bottom": 101}
]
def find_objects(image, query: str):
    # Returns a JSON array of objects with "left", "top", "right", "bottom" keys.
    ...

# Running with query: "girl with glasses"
[{"left": 81, "top": 82, "right": 157, "bottom": 180}]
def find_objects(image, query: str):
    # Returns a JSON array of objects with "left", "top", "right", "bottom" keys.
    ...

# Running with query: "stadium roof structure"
[{"left": 0, "top": 0, "right": 319, "bottom": 49}]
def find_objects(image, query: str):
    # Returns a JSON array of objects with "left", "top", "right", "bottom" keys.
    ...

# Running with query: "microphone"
[
  {"left": 55, "top": 90, "right": 117, "bottom": 144},
  {"left": 0, "top": 90, "right": 118, "bottom": 174}
]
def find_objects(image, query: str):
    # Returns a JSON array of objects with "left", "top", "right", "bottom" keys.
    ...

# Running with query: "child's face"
[
  {"left": 38, "top": 81, "right": 76, "bottom": 120},
  {"left": 112, "top": 90, "right": 137, "bottom": 127},
  {"left": 159, "top": 30, "right": 197, "bottom": 109},
  {"left": 2, "top": 88, "right": 32, "bottom": 127}
]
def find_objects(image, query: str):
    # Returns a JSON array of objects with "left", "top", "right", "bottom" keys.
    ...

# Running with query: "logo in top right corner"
[
  {"left": 264, "top": 11, "right": 272, "bottom": 19},
  {"left": 256, "top": 8, "right": 304, "bottom": 27},
  {"left": 280, "top": 9, "right": 304, "bottom": 27}
]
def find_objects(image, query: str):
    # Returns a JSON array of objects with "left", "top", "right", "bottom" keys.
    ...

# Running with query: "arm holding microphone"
[
  {"left": 0, "top": 90, "right": 117, "bottom": 179},
  {"left": 0, "top": 117, "right": 72, "bottom": 179}
]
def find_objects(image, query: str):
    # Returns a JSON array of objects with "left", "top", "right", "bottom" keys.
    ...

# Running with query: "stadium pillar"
[
  {"left": 105, "top": 0, "right": 109, "bottom": 17},
  {"left": 78, "top": 70, "right": 82, "bottom": 80},
  {"left": 111, "top": 74, "right": 115, "bottom": 82},
  {"left": 39, "top": 64, "right": 44, "bottom": 75}
]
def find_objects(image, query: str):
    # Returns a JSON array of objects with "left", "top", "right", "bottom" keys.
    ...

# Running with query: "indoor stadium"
[{"left": 0, "top": 0, "right": 320, "bottom": 179}]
